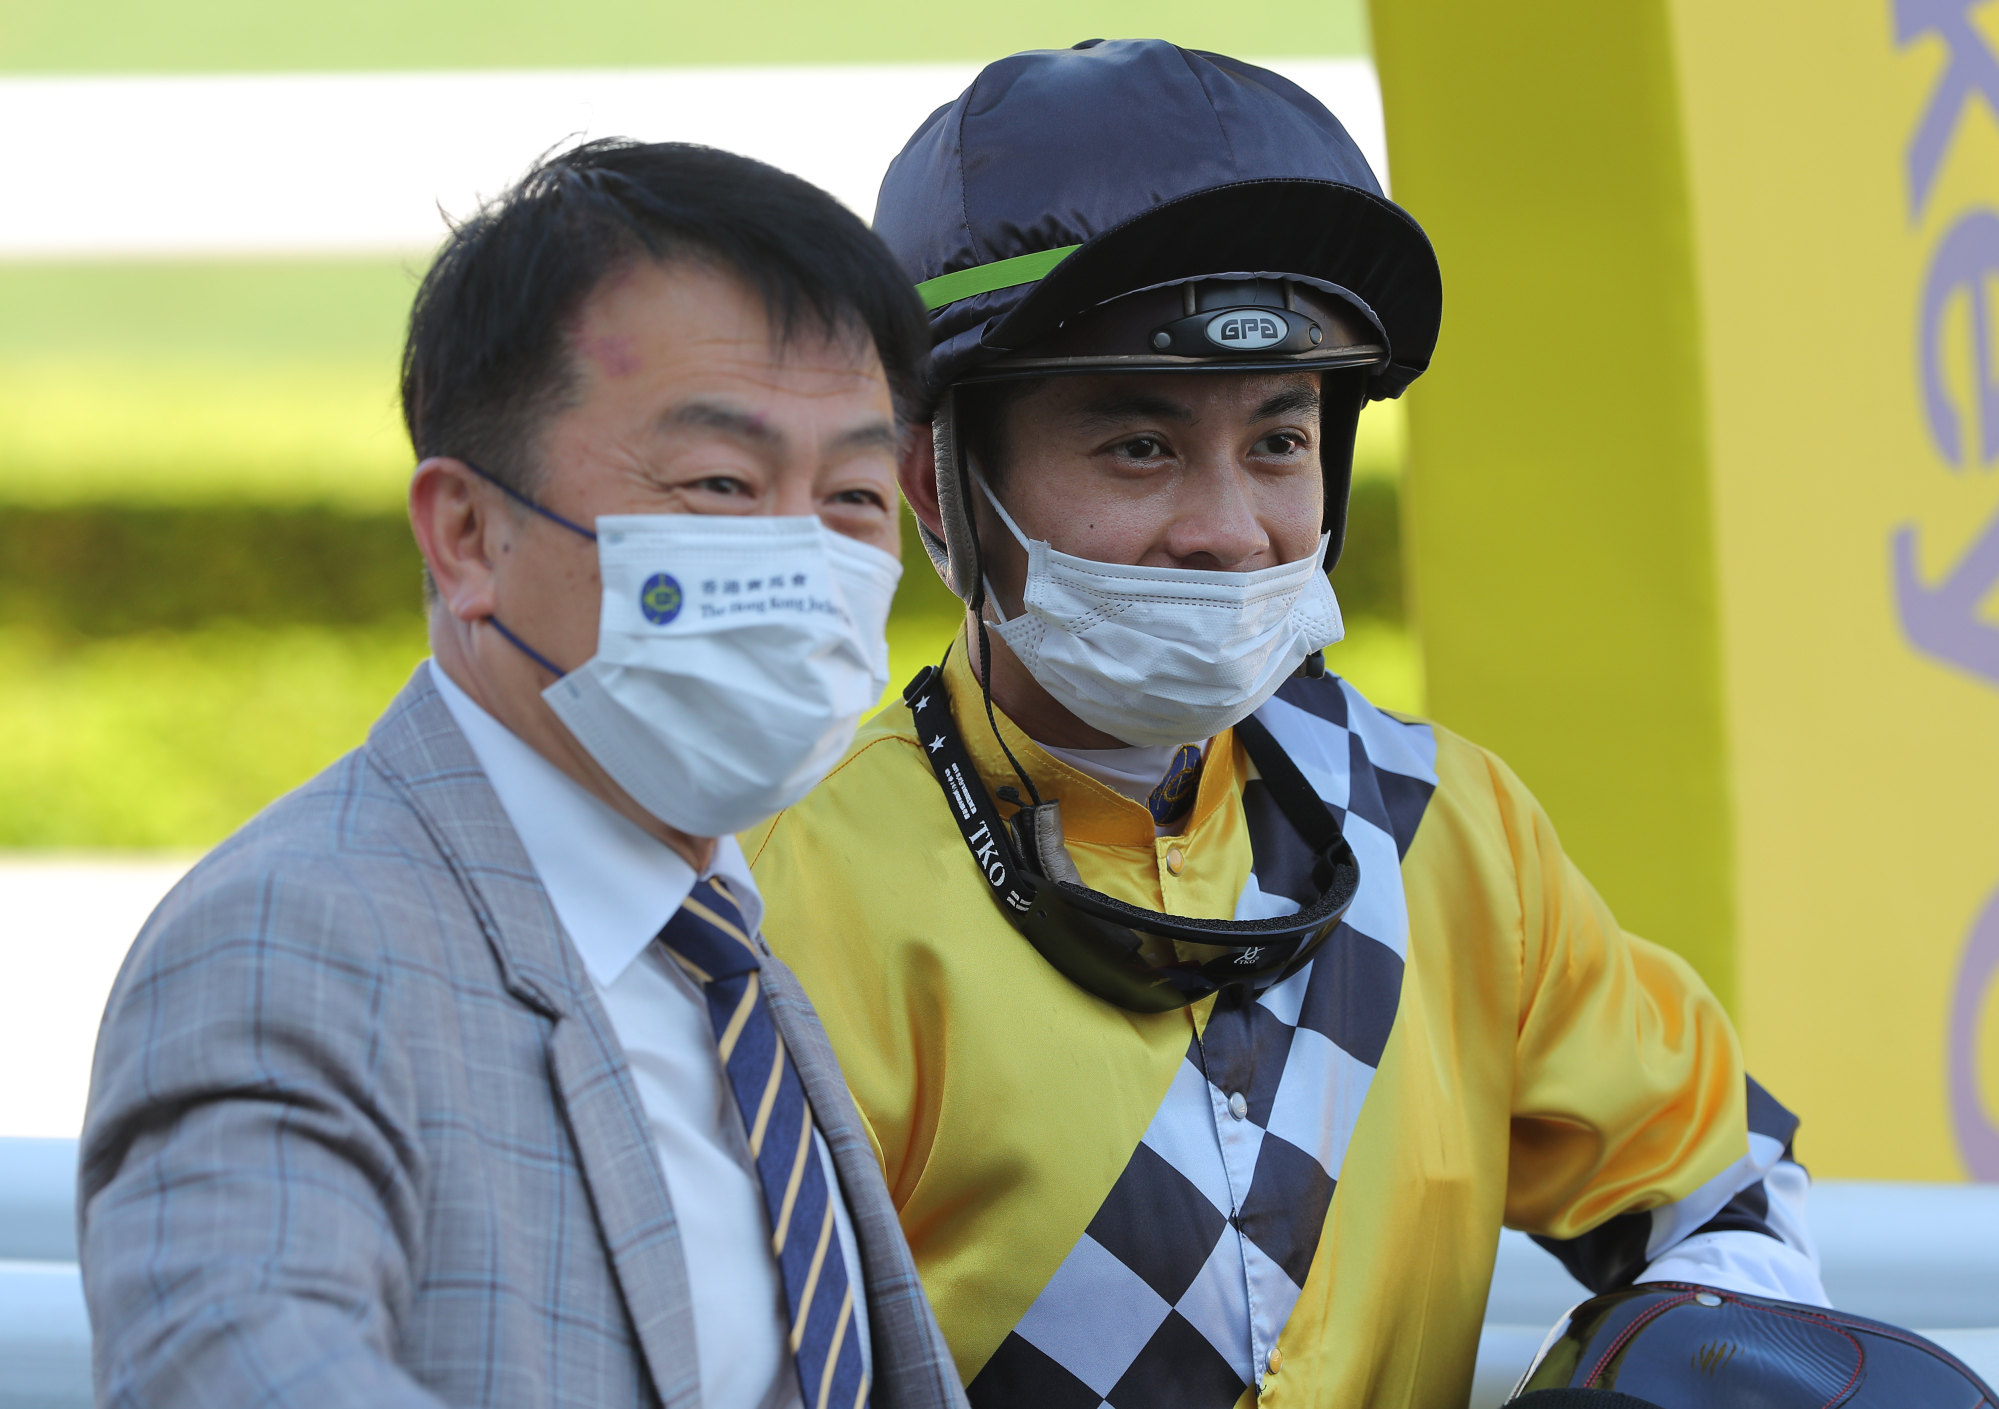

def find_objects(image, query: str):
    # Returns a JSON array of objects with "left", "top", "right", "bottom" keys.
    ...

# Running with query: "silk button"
[
  {"left": 1165, "top": 846, "right": 1185, "bottom": 875},
  {"left": 1228, "top": 1091, "right": 1248, "bottom": 1120}
]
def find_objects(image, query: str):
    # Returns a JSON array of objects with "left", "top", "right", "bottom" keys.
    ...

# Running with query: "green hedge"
[
  {"left": 0, "top": 493, "right": 1412, "bottom": 849},
  {"left": 0, "top": 503, "right": 426, "bottom": 635},
  {"left": 0, "top": 485, "right": 1401, "bottom": 639},
  {"left": 0, "top": 614, "right": 1419, "bottom": 850}
]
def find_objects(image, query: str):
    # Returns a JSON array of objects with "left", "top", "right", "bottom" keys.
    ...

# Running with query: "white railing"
[{"left": 10, "top": 1134, "right": 1992, "bottom": 1409}]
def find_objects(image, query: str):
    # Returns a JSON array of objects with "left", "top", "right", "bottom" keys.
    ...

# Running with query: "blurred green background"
[
  {"left": 0, "top": 0, "right": 1415, "bottom": 850},
  {"left": 0, "top": 0, "right": 1369, "bottom": 71}
]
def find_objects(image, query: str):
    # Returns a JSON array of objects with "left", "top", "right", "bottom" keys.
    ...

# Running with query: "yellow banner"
[{"left": 1373, "top": 0, "right": 1999, "bottom": 1179}]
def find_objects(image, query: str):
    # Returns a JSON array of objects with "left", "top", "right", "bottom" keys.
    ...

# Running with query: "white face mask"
[
  {"left": 488, "top": 500, "right": 900, "bottom": 839},
  {"left": 977, "top": 474, "right": 1343, "bottom": 748}
]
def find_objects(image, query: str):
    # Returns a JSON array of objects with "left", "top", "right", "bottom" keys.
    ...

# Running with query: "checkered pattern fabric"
[
  {"left": 1534, "top": 1075, "right": 1810, "bottom": 1293},
  {"left": 968, "top": 676, "right": 1438, "bottom": 1408}
]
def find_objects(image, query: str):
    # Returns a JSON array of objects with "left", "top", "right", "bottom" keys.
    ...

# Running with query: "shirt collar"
[{"left": 429, "top": 661, "right": 764, "bottom": 988}]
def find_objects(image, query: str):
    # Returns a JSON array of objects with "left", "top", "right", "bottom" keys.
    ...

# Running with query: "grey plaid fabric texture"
[
  {"left": 79, "top": 667, "right": 967, "bottom": 1409},
  {"left": 968, "top": 675, "right": 1438, "bottom": 1409}
]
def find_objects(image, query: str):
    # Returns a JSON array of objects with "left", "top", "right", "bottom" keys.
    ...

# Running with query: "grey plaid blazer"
[{"left": 78, "top": 666, "right": 967, "bottom": 1409}]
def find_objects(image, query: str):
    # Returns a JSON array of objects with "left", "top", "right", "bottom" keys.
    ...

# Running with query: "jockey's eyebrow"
[
  {"left": 1074, "top": 391, "right": 1198, "bottom": 429},
  {"left": 1251, "top": 385, "right": 1322, "bottom": 422}
]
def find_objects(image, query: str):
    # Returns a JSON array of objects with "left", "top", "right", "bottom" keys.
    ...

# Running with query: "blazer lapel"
[
  {"left": 545, "top": 1008, "right": 703, "bottom": 1409},
  {"left": 365, "top": 664, "right": 703, "bottom": 1409}
]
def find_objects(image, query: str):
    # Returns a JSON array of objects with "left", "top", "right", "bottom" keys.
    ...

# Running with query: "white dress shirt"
[{"left": 432, "top": 662, "right": 870, "bottom": 1408}]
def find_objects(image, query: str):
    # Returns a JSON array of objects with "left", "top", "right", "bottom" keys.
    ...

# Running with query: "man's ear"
[
  {"left": 898, "top": 419, "right": 945, "bottom": 540},
  {"left": 409, "top": 457, "right": 502, "bottom": 624}
]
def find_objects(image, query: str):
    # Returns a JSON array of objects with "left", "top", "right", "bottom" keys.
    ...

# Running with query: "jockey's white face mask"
[
  {"left": 474, "top": 468, "right": 900, "bottom": 838},
  {"left": 975, "top": 471, "right": 1344, "bottom": 748}
]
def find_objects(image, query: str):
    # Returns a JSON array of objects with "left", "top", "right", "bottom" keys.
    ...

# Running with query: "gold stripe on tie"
[
  {"left": 790, "top": 1201, "right": 836, "bottom": 1352},
  {"left": 815, "top": 1287, "right": 854, "bottom": 1409},
  {"left": 852, "top": 1372, "right": 870, "bottom": 1409},
  {"left": 681, "top": 894, "right": 759, "bottom": 954},
  {"left": 716, "top": 975, "right": 760, "bottom": 1062},
  {"left": 771, "top": 1102, "right": 814, "bottom": 1253},
  {"left": 747, "top": 1039, "right": 786, "bottom": 1157},
  {"left": 664, "top": 950, "right": 714, "bottom": 985}
]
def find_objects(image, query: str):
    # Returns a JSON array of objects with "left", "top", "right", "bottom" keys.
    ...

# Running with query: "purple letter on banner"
[
  {"left": 1919, "top": 208, "right": 1999, "bottom": 466},
  {"left": 1894, "top": 501, "right": 1999, "bottom": 687},
  {"left": 1897, "top": 0, "right": 1999, "bottom": 221},
  {"left": 1949, "top": 884, "right": 1999, "bottom": 1179}
]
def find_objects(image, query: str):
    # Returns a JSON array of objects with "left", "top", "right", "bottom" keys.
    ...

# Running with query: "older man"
[{"left": 79, "top": 140, "right": 963, "bottom": 1409}]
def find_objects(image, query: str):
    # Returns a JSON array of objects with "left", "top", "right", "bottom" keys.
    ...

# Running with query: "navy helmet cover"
[{"left": 872, "top": 37, "right": 1444, "bottom": 414}]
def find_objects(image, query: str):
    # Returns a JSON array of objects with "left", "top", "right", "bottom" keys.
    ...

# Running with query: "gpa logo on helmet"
[
  {"left": 1206, "top": 310, "right": 1286, "bottom": 350},
  {"left": 639, "top": 573, "right": 684, "bottom": 625}
]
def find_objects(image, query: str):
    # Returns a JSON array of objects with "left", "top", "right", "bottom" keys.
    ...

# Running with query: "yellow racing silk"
[{"left": 746, "top": 647, "right": 1765, "bottom": 1409}]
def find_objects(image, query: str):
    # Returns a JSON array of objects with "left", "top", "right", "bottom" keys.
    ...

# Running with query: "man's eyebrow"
[
  {"left": 828, "top": 420, "right": 900, "bottom": 454},
  {"left": 1075, "top": 392, "right": 1198, "bottom": 428},
  {"left": 657, "top": 399, "right": 783, "bottom": 447},
  {"left": 1252, "top": 386, "right": 1323, "bottom": 421}
]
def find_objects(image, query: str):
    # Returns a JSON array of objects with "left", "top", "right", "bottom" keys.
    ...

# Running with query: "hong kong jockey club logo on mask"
[{"left": 639, "top": 572, "right": 684, "bottom": 625}]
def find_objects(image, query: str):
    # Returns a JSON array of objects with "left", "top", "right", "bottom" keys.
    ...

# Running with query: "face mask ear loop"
[
  {"left": 461, "top": 459, "right": 599, "bottom": 542},
  {"left": 969, "top": 467, "right": 1033, "bottom": 626},
  {"left": 449, "top": 460, "right": 589, "bottom": 681},
  {"left": 487, "top": 615, "right": 568, "bottom": 679},
  {"left": 971, "top": 468, "right": 1034, "bottom": 551},
  {"left": 954, "top": 432, "right": 1043, "bottom": 809}
]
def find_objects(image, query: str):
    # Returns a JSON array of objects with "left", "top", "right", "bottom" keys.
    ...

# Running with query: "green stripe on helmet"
[{"left": 915, "top": 245, "right": 1082, "bottom": 311}]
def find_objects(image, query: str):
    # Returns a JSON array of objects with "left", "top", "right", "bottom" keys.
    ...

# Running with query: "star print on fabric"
[
  {"left": 914, "top": 694, "right": 932, "bottom": 714},
  {"left": 928, "top": 735, "right": 946, "bottom": 754}
]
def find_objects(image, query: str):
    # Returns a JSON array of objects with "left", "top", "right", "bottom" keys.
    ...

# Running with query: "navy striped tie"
[{"left": 655, "top": 877, "right": 870, "bottom": 1409}]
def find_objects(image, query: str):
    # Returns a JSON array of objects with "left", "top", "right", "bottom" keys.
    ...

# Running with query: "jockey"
[{"left": 747, "top": 39, "right": 1872, "bottom": 1408}]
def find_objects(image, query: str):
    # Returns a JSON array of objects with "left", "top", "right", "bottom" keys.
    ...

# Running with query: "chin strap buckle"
[{"left": 1008, "top": 800, "right": 1085, "bottom": 888}]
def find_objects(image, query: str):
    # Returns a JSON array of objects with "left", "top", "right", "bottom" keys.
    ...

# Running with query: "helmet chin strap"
[
  {"left": 928, "top": 386, "right": 983, "bottom": 602},
  {"left": 927, "top": 389, "right": 1048, "bottom": 808},
  {"left": 955, "top": 430, "right": 1047, "bottom": 811}
]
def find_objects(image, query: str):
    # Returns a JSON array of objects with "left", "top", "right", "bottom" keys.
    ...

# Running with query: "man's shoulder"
[
  {"left": 1263, "top": 671, "right": 1565, "bottom": 878},
  {"left": 1263, "top": 671, "right": 1443, "bottom": 785},
  {"left": 744, "top": 696, "right": 934, "bottom": 863},
  {"left": 745, "top": 695, "right": 986, "bottom": 976},
  {"left": 139, "top": 752, "right": 445, "bottom": 967},
  {"left": 840, "top": 695, "right": 927, "bottom": 768},
  {"left": 130, "top": 672, "right": 489, "bottom": 986}
]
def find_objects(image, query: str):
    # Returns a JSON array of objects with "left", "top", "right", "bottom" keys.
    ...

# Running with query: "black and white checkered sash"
[{"left": 969, "top": 673, "right": 1439, "bottom": 1409}]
